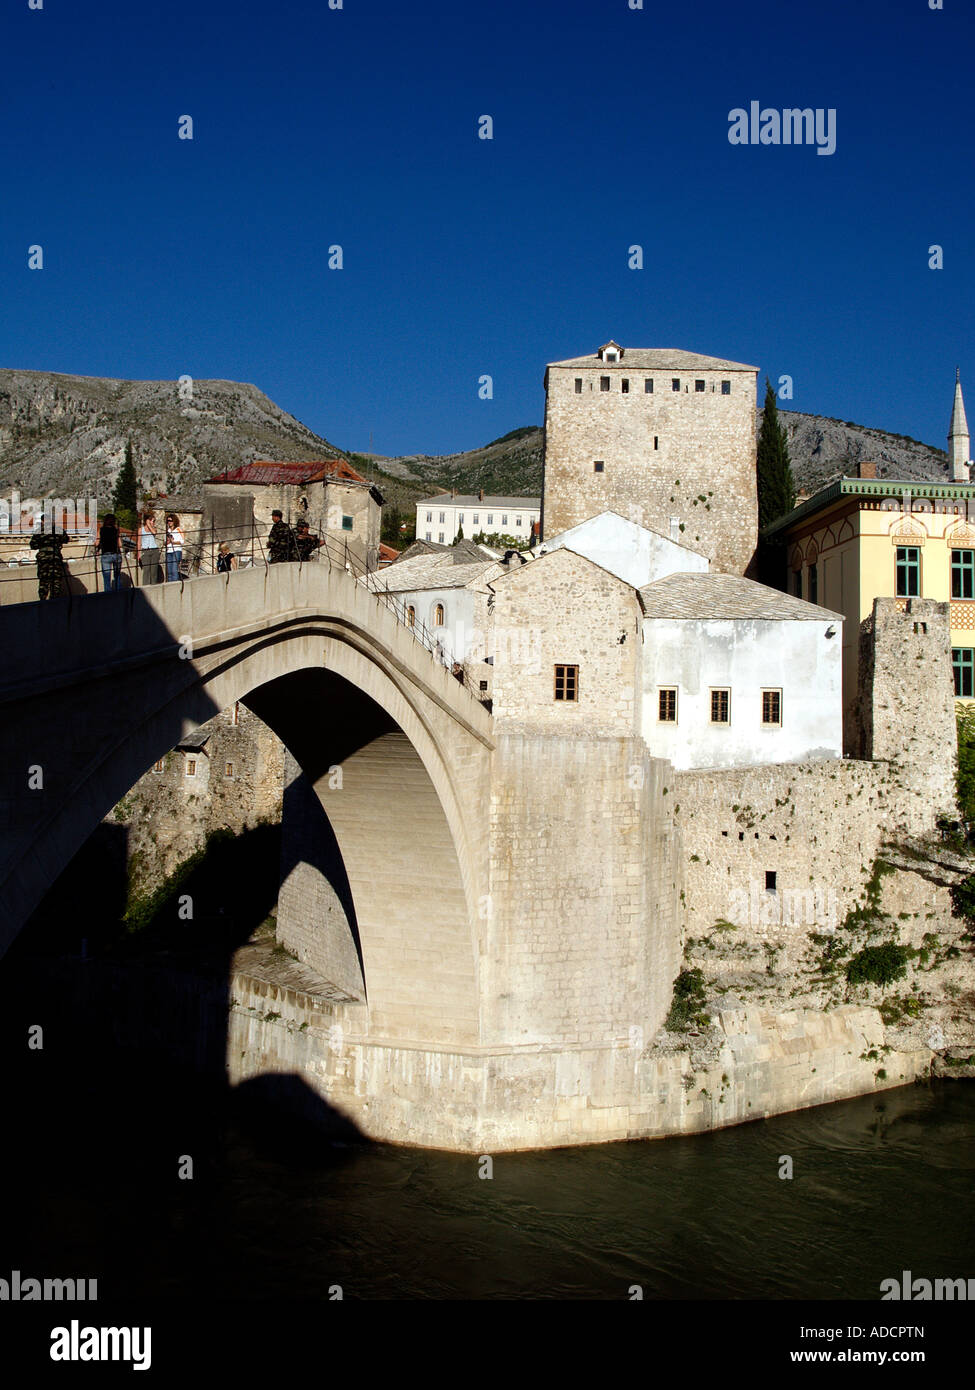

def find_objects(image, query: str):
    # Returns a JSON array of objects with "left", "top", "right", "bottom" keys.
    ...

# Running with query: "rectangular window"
[
  {"left": 225, "top": 762, "right": 234, "bottom": 778},
  {"left": 658, "top": 688, "right": 678, "bottom": 723},
  {"left": 426, "top": 511, "right": 432, "bottom": 522},
  {"left": 487, "top": 514, "right": 493, "bottom": 525},
  {"left": 574, "top": 378, "right": 582, "bottom": 393},
  {"left": 710, "top": 689, "right": 730, "bottom": 724},
  {"left": 896, "top": 546, "right": 920, "bottom": 598},
  {"left": 594, "top": 460, "right": 604, "bottom": 472},
  {"left": 672, "top": 378, "right": 681, "bottom": 392},
  {"left": 721, "top": 380, "right": 731, "bottom": 395},
  {"left": 501, "top": 514, "right": 508, "bottom": 526},
  {"left": 809, "top": 563, "right": 818, "bottom": 605},
  {"left": 644, "top": 379, "right": 653, "bottom": 393},
  {"left": 792, "top": 569, "right": 803, "bottom": 598},
  {"left": 695, "top": 379, "right": 705, "bottom": 392},
  {"left": 953, "top": 648, "right": 974, "bottom": 697},
  {"left": 425, "top": 531, "right": 431, "bottom": 540},
  {"left": 472, "top": 513, "right": 479, "bottom": 524},
  {"left": 439, "top": 512, "right": 445, "bottom": 523},
  {"left": 554, "top": 664, "right": 579, "bottom": 701},
  {"left": 653, "top": 436, "right": 658, "bottom": 450},
  {"left": 762, "top": 689, "right": 782, "bottom": 726},
  {"left": 186, "top": 758, "right": 197, "bottom": 777},
  {"left": 621, "top": 379, "right": 630, "bottom": 394},
  {"left": 438, "top": 532, "right": 444, "bottom": 543},
  {"left": 765, "top": 870, "right": 777, "bottom": 892},
  {"left": 952, "top": 549, "right": 974, "bottom": 599},
  {"left": 342, "top": 514, "right": 353, "bottom": 531},
  {"left": 600, "top": 376, "right": 610, "bottom": 392},
  {"left": 515, "top": 516, "right": 522, "bottom": 527}
]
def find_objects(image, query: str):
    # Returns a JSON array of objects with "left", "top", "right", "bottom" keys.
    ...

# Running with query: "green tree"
[
  {"left": 956, "top": 706, "right": 975, "bottom": 826},
  {"left": 454, "top": 523, "right": 465, "bottom": 543},
  {"left": 757, "top": 378, "right": 795, "bottom": 530},
  {"left": 112, "top": 439, "right": 139, "bottom": 529}
]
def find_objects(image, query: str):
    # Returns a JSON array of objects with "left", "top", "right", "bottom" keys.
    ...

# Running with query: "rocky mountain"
[
  {"left": 0, "top": 370, "right": 352, "bottom": 504},
  {"left": 0, "top": 368, "right": 950, "bottom": 513}
]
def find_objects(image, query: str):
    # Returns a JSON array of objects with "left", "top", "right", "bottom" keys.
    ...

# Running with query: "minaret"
[{"left": 949, "top": 368, "right": 971, "bottom": 483}]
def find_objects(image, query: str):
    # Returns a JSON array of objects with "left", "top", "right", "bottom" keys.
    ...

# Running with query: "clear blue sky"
[{"left": 2, "top": 0, "right": 972, "bottom": 459}]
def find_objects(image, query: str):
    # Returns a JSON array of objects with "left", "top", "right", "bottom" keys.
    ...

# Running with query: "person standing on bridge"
[
  {"left": 139, "top": 512, "right": 162, "bottom": 585},
  {"left": 294, "top": 521, "right": 323, "bottom": 563},
  {"left": 96, "top": 512, "right": 123, "bottom": 592},
  {"left": 165, "top": 513, "right": 184, "bottom": 582},
  {"left": 267, "top": 509, "right": 297, "bottom": 563},
  {"left": 30, "top": 518, "right": 70, "bottom": 600}
]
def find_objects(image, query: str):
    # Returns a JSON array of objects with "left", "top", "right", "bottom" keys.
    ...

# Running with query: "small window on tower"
[
  {"left": 710, "top": 689, "right": 730, "bottom": 724},
  {"left": 644, "top": 379, "right": 653, "bottom": 393},
  {"left": 672, "top": 378, "right": 681, "bottom": 392},
  {"left": 654, "top": 436, "right": 659, "bottom": 450},
  {"left": 721, "top": 380, "right": 731, "bottom": 395},
  {"left": 594, "top": 460, "right": 604, "bottom": 473},
  {"left": 621, "top": 379, "right": 630, "bottom": 394},
  {"left": 695, "top": 379, "right": 705, "bottom": 392},
  {"left": 600, "top": 377, "right": 610, "bottom": 392},
  {"left": 574, "top": 378, "right": 582, "bottom": 393}
]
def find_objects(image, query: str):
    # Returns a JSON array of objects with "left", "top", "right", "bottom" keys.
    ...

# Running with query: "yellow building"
[
  {"left": 766, "top": 464, "right": 975, "bottom": 748},
  {"left": 766, "top": 373, "right": 975, "bottom": 750}
]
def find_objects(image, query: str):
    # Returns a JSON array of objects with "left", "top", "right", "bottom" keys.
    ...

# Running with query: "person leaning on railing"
[
  {"left": 294, "top": 521, "right": 324, "bottom": 562},
  {"left": 95, "top": 512, "right": 123, "bottom": 592}
]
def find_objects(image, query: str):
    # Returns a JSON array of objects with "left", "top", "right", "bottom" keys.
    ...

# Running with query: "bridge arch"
[{"left": 0, "top": 565, "right": 493, "bottom": 1047}]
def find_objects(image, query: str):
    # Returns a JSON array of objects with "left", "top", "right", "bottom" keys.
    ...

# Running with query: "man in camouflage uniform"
[
  {"left": 30, "top": 521, "right": 70, "bottom": 599},
  {"left": 294, "top": 521, "right": 323, "bottom": 563},
  {"left": 267, "top": 509, "right": 297, "bottom": 563}
]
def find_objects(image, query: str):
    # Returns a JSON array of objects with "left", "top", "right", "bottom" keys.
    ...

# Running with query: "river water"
[{"left": 4, "top": 1054, "right": 973, "bottom": 1301}]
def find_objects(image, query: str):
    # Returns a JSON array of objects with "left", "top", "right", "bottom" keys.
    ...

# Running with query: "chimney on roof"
[
  {"left": 478, "top": 488, "right": 484, "bottom": 502},
  {"left": 450, "top": 488, "right": 455, "bottom": 499},
  {"left": 857, "top": 461, "right": 878, "bottom": 480}
]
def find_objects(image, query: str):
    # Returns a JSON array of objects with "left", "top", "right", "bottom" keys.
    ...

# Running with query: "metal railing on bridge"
[{"left": 3, "top": 520, "right": 491, "bottom": 706}]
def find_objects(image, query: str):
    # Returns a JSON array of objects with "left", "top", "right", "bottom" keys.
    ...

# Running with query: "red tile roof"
[{"left": 206, "top": 459, "right": 367, "bottom": 486}]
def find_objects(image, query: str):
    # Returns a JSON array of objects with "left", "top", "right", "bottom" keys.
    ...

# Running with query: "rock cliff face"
[{"left": 0, "top": 369, "right": 350, "bottom": 502}]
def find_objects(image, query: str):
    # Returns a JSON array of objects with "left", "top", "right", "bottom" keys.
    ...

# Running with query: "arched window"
[
  {"left": 406, "top": 605, "right": 416, "bottom": 628},
  {"left": 434, "top": 603, "right": 445, "bottom": 626}
]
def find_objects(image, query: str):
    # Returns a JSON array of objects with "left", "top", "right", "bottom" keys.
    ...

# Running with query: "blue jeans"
[
  {"left": 100, "top": 553, "right": 122, "bottom": 592},
  {"left": 166, "top": 549, "right": 182, "bottom": 582}
]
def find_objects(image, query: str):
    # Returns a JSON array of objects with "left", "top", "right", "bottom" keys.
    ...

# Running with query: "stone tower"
[
  {"left": 857, "top": 597, "right": 958, "bottom": 828},
  {"left": 540, "top": 342, "right": 759, "bottom": 575},
  {"left": 949, "top": 368, "right": 971, "bottom": 484}
]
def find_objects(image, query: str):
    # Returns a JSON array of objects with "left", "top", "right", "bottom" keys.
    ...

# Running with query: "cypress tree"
[
  {"left": 112, "top": 440, "right": 139, "bottom": 527},
  {"left": 756, "top": 378, "right": 796, "bottom": 530}
]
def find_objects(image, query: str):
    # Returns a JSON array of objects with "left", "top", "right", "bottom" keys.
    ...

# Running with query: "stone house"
[
  {"left": 201, "top": 459, "right": 384, "bottom": 571},
  {"left": 488, "top": 525, "right": 844, "bottom": 767}
]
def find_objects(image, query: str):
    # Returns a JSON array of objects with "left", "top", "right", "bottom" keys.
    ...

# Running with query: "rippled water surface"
[{"left": 4, "top": 1064, "right": 973, "bottom": 1301}]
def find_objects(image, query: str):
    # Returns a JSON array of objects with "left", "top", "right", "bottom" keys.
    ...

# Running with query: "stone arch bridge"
[{"left": 0, "top": 564, "right": 677, "bottom": 1151}]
